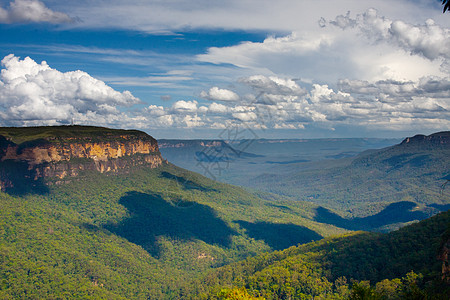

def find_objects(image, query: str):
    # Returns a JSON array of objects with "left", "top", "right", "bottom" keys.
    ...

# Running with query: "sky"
[{"left": 0, "top": 0, "right": 449, "bottom": 139}]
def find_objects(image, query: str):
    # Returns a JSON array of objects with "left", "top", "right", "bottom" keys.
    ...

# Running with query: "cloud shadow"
[
  {"left": 105, "top": 191, "right": 235, "bottom": 257},
  {"left": 159, "top": 171, "right": 215, "bottom": 192},
  {"left": 236, "top": 220, "right": 322, "bottom": 250},
  {"left": 314, "top": 201, "right": 429, "bottom": 231}
]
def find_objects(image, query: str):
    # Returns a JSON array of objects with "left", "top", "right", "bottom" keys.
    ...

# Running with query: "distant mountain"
[
  {"left": 248, "top": 131, "right": 450, "bottom": 229},
  {"left": 400, "top": 131, "right": 450, "bottom": 146},
  {"left": 159, "top": 137, "right": 400, "bottom": 182},
  {"left": 0, "top": 127, "right": 447, "bottom": 299},
  {"left": 159, "top": 139, "right": 262, "bottom": 164},
  {"left": 0, "top": 126, "right": 348, "bottom": 299}
]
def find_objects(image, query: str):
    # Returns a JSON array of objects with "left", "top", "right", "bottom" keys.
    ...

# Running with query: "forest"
[
  {"left": 0, "top": 160, "right": 449, "bottom": 299},
  {"left": 0, "top": 128, "right": 449, "bottom": 299}
]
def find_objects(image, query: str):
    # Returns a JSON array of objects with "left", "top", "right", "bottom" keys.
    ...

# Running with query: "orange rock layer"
[
  {"left": 0, "top": 137, "right": 164, "bottom": 184},
  {"left": 3, "top": 140, "right": 160, "bottom": 164}
]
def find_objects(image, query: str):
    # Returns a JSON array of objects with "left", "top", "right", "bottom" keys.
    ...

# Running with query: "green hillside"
[
  {"left": 0, "top": 163, "right": 346, "bottom": 299},
  {"left": 189, "top": 210, "right": 450, "bottom": 299},
  {"left": 249, "top": 132, "right": 450, "bottom": 226},
  {"left": 1, "top": 128, "right": 448, "bottom": 299},
  {"left": 0, "top": 125, "right": 152, "bottom": 145}
]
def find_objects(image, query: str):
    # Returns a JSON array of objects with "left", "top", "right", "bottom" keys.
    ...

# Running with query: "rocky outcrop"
[
  {"left": 400, "top": 132, "right": 450, "bottom": 147},
  {"left": 0, "top": 126, "right": 164, "bottom": 191}
]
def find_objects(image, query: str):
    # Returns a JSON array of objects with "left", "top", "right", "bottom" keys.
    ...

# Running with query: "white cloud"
[
  {"left": 156, "top": 115, "right": 174, "bottom": 127},
  {"left": 208, "top": 102, "right": 228, "bottom": 114},
  {"left": 0, "top": 0, "right": 73, "bottom": 24},
  {"left": 190, "top": 72, "right": 449, "bottom": 132},
  {"left": 2, "top": 3, "right": 448, "bottom": 137},
  {"left": 0, "top": 54, "right": 139, "bottom": 125},
  {"left": 59, "top": 0, "right": 445, "bottom": 34},
  {"left": 196, "top": 9, "right": 448, "bottom": 84},
  {"left": 232, "top": 111, "right": 257, "bottom": 122},
  {"left": 200, "top": 87, "right": 239, "bottom": 101},
  {"left": 182, "top": 114, "right": 205, "bottom": 128},
  {"left": 171, "top": 100, "right": 198, "bottom": 113},
  {"left": 197, "top": 33, "right": 333, "bottom": 71},
  {"left": 326, "top": 8, "right": 450, "bottom": 61},
  {"left": 390, "top": 19, "right": 450, "bottom": 60},
  {"left": 2, "top": 53, "right": 445, "bottom": 133},
  {"left": 338, "top": 76, "right": 450, "bottom": 100},
  {"left": 240, "top": 75, "right": 306, "bottom": 97},
  {"left": 146, "top": 105, "right": 166, "bottom": 117}
]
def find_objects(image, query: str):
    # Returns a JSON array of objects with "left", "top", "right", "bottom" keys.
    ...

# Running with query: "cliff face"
[
  {"left": 400, "top": 131, "right": 450, "bottom": 147},
  {"left": 0, "top": 126, "right": 164, "bottom": 191}
]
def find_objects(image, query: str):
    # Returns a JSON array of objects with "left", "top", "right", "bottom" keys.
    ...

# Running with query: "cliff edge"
[{"left": 0, "top": 126, "right": 164, "bottom": 191}]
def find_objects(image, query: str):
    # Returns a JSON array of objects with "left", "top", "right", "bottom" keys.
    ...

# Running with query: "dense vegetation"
[
  {"left": 0, "top": 128, "right": 448, "bottom": 299},
  {"left": 160, "top": 133, "right": 449, "bottom": 231},
  {"left": 0, "top": 163, "right": 345, "bottom": 299},
  {"left": 188, "top": 211, "right": 450, "bottom": 299},
  {"left": 0, "top": 125, "right": 153, "bottom": 144},
  {"left": 1, "top": 162, "right": 448, "bottom": 299},
  {"left": 248, "top": 133, "right": 450, "bottom": 222}
]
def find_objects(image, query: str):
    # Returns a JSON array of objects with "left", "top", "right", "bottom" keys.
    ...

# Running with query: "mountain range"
[{"left": 0, "top": 126, "right": 448, "bottom": 299}]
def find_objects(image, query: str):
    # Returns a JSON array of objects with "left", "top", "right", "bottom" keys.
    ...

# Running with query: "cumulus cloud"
[
  {"left": 0, "top": 0, "right": 73, "bottom": 24},
  {"left": 3, "top": 54, "right": 445, "bottom": 133},
  {"left": 325, "top": 8, "right": 450, "bottom": 60},
  {"left": 196, "top": 8, "right": 447, "bottom": 84},
  {"left": 0, "top": 54, "right": 139, "bottom": 126},
  {"left": 180, "top": 73, "right": 449, "bottom": 132},
  {"left": 338, "top": 76, "right": 450, "bottom": 101},
  {"left": 200, "top": 87, "right": 239, "bottom": 101},
  {"left": 171, "top": 100, "right": 198, "bottom": 113},
  {"left": 197, "top": 33, "right": 332, "bottom": 70},
  {"left": 240, "top": 75, "right": 306, "bottom": 96},
  {"left": 232, "top": 111, "right": 257, "bottom": 122},
  {"left": 146, "top": 105, "right": 166, "bottom": 117},
  {"left": 143, "top": 100, "right": 214, "bottom": 128},
  {"left": 208, "top": 102, "right": 228, "bottom": 113},
  {"left": 49, "top": 65, "right": 445, "bottom": 133}
]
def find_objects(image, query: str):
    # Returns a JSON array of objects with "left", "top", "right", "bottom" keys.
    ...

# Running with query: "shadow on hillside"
[
  {"left": 105, "top": 191, "right": 235, "bottom": 257},
  {"left": 236, "top": 220, "right": 322, "bottom": 250},
  {"left": 314, "top": 201, "right": 429, "bottom": 231},
  {"left": 265, "top": 203, "right": 293, "bottom": 212},
  {"left": 428, "top": 203, "right": 450, "bottom": 211},
  {"left": 0, "top": 160, "right": 49, "bottom": 195},
  {"left": 159, "top": 171, "right": 214, "bottom": 192}
]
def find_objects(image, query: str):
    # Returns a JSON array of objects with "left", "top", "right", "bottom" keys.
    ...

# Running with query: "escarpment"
[
  {"left": 0, "top": 126, "right": 164, "bottom": 191},
  {"left": 400, "top": 131, "right": 450, "bottom": 147}
]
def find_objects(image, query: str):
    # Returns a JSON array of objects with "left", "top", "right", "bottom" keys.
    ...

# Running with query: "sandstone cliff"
[
  {"left": 400, "top": 131, "right": 450, "bottom": 147},
  {"left": 0, "top": 126, "right": 164, "bottom": 191}
]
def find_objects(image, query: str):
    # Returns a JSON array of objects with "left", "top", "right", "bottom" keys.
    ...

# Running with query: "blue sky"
[{"left": 0, "top": 0, "right": 449, "bottom": 139}]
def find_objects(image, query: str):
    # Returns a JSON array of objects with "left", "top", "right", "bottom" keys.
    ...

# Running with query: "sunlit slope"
[
  {"left": 190, "top": 210, "right": 450, "bottom": 299},
  {"left": 0, "top": 163, "right": 345, "bottom": 299}
]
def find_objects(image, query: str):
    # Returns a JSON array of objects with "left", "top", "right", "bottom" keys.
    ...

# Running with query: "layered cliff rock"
[
  {"left": 0, "top": 126, "right": 164, "bottom": 191},
  {"left": 400, "top": 131, "right": 450, "bottom": 147}
]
